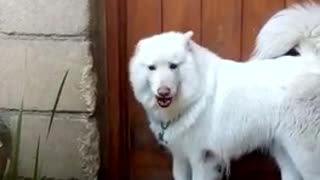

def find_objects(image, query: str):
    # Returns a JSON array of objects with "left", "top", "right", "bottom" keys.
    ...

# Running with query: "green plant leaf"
[
  {"left": 3, "top": 69, "right": 70, "bottom": 180},
  {"left": 38, "top": 158, "right": 45, "bottom": 180},
  {"left": 46, "top": 70, "right": 69, "bottom": 139},
  {"left": 32, "top": 136, "right": 41, "bottom": 180},
  {"left": 9, "top": 97, "right": 24, "bottom": 180},
  {"left": 2, "top": 159, "right": 11, "bottom": 180}
]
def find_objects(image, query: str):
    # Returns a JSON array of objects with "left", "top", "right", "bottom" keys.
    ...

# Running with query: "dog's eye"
[
  {"left": 169, "top": 63, "right": 178, "bottom": 70},
  {"left": 148, "top": 65, "right": 156, "bottom": 71}
]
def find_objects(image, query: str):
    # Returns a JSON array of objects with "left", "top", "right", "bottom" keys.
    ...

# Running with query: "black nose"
[{"left": 157, "top": 87, "right": 171, "bottom": 97}]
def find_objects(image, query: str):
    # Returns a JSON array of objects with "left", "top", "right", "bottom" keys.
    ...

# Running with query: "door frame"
[{"left": 93, "top": 0, "right": 129, "bottom": 179}]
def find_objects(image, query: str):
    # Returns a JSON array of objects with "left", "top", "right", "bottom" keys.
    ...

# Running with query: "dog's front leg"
[
  {"left": 190, "top": 159, "right": 208, "bottom": 180},
  {"left": 191, "top": 160, "right": 221, "bottom": 180},
  {"left": 172, "top": 154, "right": 191, "bottom": 180},
  {"left": 190, "top": 151, "right": 226, "bottom": 180}
]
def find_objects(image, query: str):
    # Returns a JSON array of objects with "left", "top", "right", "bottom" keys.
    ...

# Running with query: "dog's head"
[{"left": 129, "top": 31, "right": 202, "bottom": 119}]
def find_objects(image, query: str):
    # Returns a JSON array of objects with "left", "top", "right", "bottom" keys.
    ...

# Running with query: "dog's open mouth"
[{"left": 156, "top": 96, "right": 172, "bottom": 108}]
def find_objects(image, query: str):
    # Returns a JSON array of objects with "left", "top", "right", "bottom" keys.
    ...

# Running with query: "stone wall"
[{"left": 0, "top": 0, "right": 99, "bottom": 179}]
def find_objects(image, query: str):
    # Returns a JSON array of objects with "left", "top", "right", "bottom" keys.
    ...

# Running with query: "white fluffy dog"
[{"left": 129, "top": 3, "right": 320, "bottom": 180}]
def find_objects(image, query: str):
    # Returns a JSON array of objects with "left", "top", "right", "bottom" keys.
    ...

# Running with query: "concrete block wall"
[{"left": 0, "top": 0, "right": 99, "bottom": 179}]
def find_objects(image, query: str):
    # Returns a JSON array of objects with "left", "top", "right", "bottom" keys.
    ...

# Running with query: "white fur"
[
  {"left": 129, "top": 4, "right": 320, "bottom": 180},
  {"left": 252, "top": 2, "right": 320, "bottom": 60}
]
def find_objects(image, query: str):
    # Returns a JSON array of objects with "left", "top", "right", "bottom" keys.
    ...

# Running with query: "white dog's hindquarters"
[{"left": 251, "top": 3, "right": 320, "bottom": 60}]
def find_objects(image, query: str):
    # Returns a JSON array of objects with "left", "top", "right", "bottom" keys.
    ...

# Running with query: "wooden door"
[{"left": 98, "top": 0, "right": 313, "bottom": 179}]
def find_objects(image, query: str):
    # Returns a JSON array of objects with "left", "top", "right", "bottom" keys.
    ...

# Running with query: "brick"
[
  {"left": 0, "top": 38, "right": 91, "bottom": 111},
  {"left": 0, "top": 111, "right": 88, "bottom": 179},
  {"left": 0, "top": 0, "right": 89, "bottom": 35}
]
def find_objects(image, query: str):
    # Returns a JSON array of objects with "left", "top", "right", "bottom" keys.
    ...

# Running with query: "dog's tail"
[{"left": 251, "top": 2, "right": 320, "bottom": 60}]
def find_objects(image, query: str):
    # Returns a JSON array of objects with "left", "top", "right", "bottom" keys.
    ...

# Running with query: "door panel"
[
  {"left": 130, "top": 151, "right": 172, "bottom": 180},
  {"left": 286, "top": 0, "right": 307, "bottom": 5},
  {"left": 202, "top": 0, "right": 242, "bottom": 60},
  {"left": 286, "top": 0, "right": 320, "bottom": 5},
  {"left": 162, "top": 0, "right": 201, "bottom": 42},
  {"left": 241, "top": 0, "right": 285, "bottom": 59}
]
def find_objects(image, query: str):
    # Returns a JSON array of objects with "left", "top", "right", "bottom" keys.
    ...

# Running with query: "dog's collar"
[
  {"left": 157, "top": 113, "right": 181, "bottom": 144},
  {"left": 157, "top": 121, "right": 171, "bottom": 143}
]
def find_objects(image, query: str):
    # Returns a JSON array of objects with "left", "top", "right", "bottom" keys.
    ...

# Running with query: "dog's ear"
[
  {"left": 184, "top": 30, "right": 194, "bottom": 39},
  {"left": 184, "top": 31, "right": 194, "bottom": 52},
  {"left": 133, "top": 39, "right": 143, "bottom": 55}
]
